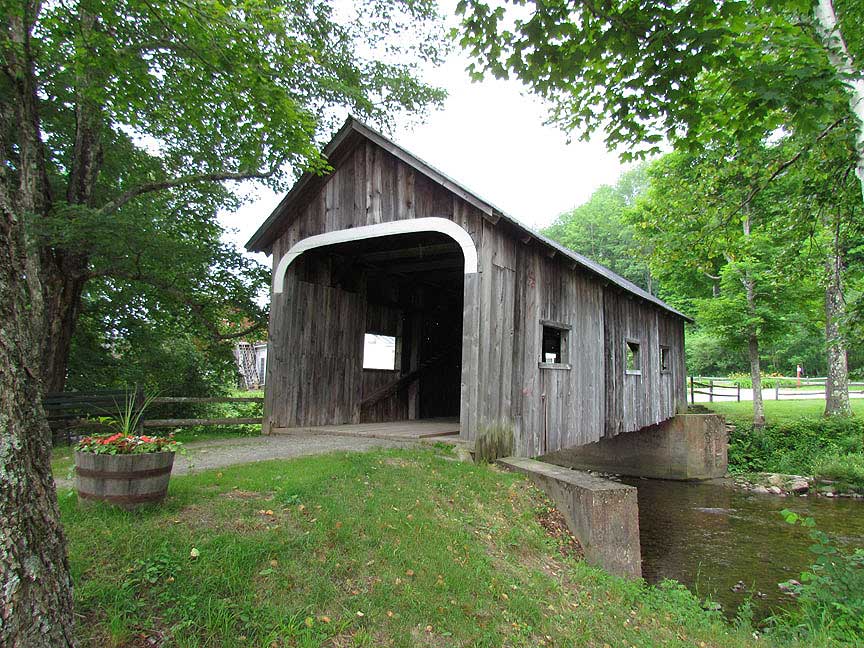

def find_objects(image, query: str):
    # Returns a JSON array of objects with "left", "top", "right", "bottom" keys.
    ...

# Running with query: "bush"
[
  {"left": 811, "top": 453, "right": 864, "bottom": 492},
  {"left": 727, "top": 416, "right": 864, "bottom": 476},
  {"left": 770, "top": 511, "right": 864, "bottom": 644}
]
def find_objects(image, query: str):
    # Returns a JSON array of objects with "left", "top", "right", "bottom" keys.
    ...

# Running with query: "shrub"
[
  {"left": 727, "top": 416, "right": 864, "bottom": 476},
  {"left": 811, "top": 453, "right": 864, "bottom": 492},
  {"left": 770, "top": 511, "right": 864, "bottom": 644}
]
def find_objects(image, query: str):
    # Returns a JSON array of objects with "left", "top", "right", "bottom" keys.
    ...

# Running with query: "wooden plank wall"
[
  {"left": 602, "top": 290, "right": 687, "bottom": 438},
  {"left": 264, "top": 135, "right": 687, "bottom": 455},
  {"left": 474, "top": 228, "right": 606, "bottom": 456},
  {"left": 265, "top": 264, "right": 366, "bottom": 429}
]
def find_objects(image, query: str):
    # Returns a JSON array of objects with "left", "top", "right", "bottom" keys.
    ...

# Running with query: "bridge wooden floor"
[{"left": 270, "top": 417, "right": 460, "bottom": 442}]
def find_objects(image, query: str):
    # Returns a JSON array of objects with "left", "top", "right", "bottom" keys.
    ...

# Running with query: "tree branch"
[
  {"left": 738, "top": 117, "right": 847, "bottom": 212},
  {"left": 89, "top": 268, "right": 268, "bottom": 342},
  {"left": 98, "top": 162, "right": 283, "bottom": 216},
  {"left": 217, "top": 321, "right": 266, "bottom": 341}
]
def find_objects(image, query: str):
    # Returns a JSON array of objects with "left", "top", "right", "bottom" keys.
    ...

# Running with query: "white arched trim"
[{"left": 272, "top": 217, "right": 478, "bottom": 294}]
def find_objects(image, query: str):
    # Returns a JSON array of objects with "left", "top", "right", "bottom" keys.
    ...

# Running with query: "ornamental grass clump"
[{"left": 76, "top": 432, "right": 182, "bottom": 455}]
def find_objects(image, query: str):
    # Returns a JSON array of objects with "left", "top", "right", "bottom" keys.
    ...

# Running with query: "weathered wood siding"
[
  {"left": 602, "top": 290, "right": 687, "bottom": 437},
  {"left": 263, "top": 136, "right": 687, "bottom": 456}
]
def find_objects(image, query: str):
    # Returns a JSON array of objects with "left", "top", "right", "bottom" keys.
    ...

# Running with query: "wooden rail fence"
[
  {"left": 44, "top": 390, "right": 264, "bottom": 444},
  {"left": 146, "top": 396, "right": 264, "bottom": 428},
  {"left": 689, "top": 376, "right": 864, "bottom": 404}
]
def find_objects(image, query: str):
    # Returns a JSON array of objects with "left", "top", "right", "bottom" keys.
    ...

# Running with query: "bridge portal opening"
[{"left": 282, "top": 231, "right": 465, "bottom": 426}]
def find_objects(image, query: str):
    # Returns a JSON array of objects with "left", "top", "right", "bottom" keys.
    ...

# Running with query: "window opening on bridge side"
[
  {"left": 660, "top": 345, "right": 671, "bottom": 373},
  {"left": 625, "top": 338, "right": 641, "bottom": 375},
  {"left": 539, "top": 320, "right": 572, "bottom": 370},
  {"left": 363, "top": 333, "right": 398, "bottom": 371}
]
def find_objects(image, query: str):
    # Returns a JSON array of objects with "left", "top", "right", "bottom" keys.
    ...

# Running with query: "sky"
[{"left": 219, "top": 12, "right": 631, "bottom": 265}]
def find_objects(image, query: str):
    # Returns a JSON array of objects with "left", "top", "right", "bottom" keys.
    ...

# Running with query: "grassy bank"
[
  {"left": 711, "top": 401, "right": 864, "bottom": 491},
  {"left": 57, "top": 448, "right": 796, "bottom": 648}
]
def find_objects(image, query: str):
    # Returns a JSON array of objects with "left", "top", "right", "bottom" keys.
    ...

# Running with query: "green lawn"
[
  {"left": 57, "top": 448, "right": 801, "bottom": 648},
  {"left": 710, "top": 399, "right": 864, "bottom": 426}
]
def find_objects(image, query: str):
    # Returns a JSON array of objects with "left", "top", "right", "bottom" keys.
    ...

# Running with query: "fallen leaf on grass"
[{"left": 190, "top": 548, "right": 200, "bottom": 560}]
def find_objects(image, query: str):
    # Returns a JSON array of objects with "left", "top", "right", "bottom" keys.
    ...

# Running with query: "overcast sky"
[{"left": 219, "top": 15, "right": 632, "bottom": 264}]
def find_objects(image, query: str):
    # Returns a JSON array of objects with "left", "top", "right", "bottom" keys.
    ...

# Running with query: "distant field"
[{"left": 710, "top": 400, "right": 864, "bottom": 425}]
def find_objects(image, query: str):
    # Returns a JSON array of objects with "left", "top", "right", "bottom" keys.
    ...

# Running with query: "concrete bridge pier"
[
  {"left": 498, "top": 414, "right": 727, "bottom": 579},
  {"left": 543, "top": 413, "right": 728, "bottom": 481}
]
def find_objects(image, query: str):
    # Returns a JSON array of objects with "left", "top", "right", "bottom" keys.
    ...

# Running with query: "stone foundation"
[
  {"left": 499, "top": 457, "right": 641, "bottom": 579},
  {"left": 543, "top": 414, "right": 727, "bottom": 481}
]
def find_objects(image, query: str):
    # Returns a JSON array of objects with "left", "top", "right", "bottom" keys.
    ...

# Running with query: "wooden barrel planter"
[{"left": 75, "top": 451, "right": 175, "bottom": 509}]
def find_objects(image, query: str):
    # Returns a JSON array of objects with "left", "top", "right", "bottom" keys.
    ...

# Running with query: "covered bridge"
[{"left": 246, "top": 118, "right": 691, "bottom": 457}]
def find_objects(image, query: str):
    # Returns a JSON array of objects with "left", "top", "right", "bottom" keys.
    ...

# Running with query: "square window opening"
[
  {"left": 660, "top": 345, "right": 671, "bottom": 373},
  {"left": 541, "top": 324, "right": 569, "bottom": 365},
  {"left": 363, "top": 333, "right": 397, "bottom": 370},
  {"left": 625, "top": 339, "right": 641, "bottom": 374}
]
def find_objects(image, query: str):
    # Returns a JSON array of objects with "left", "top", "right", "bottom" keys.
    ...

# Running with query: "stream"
[{"left": 621, "top": 477, "right": 864, "bottom": 620}]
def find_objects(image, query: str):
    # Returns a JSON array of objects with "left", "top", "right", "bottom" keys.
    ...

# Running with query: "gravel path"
[{"left": 56, "top": 433, "right": 416, "bottom": 488}]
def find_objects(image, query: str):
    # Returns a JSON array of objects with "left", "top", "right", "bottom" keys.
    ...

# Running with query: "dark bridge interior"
[{"left": 292, "top": 231, "right": 464, "bottom": 422}]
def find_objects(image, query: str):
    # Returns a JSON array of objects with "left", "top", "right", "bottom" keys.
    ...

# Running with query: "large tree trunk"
[
  {"left": 0, "top": 203, "right": 76, "bottom": 647},
  {"left": 824, "top": 221, "right": 851, "bottom": 416},
  {"left": 814, "top": 0, "right": 864, "bottom": 202},
  {"left": 1, "top": 8, "right": 76, "bottom": 645},
  {"left": 39, "top": 252, "right": 89, "bottom": 394}
]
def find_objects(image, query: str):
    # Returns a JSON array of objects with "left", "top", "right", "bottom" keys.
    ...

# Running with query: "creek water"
[{"left": 621, "top": 477, "right": 864, "bottom": 620}]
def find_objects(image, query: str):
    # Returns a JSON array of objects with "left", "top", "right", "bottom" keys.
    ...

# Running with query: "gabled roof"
[{"left": 246, "top": 117, "right": 692, "bottom": 322}]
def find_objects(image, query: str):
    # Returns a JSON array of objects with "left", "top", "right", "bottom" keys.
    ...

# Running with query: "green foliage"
[
  {"left": 456, "top": 0, "right": 860, "bottom": 159},
  {"left": 5, "top": 0, "right": 448, "bottom": 390},
  {"left": 727, "top": 415, "right": 864, "bottom": 476},
  {"left": 771, "top": 511, "right": 864, "bottom": 644},
  {"left": 67, "top": 283, "right": 240, "bottom": 398},
  {"left": 811, "top": 453, "right": 864, "bottom": 492},
  {"left": 474, "top": 424, "right": 514, "bottom": 463},
  {"left": 686, "top": 330, "right": 746, "bottom": 376}
]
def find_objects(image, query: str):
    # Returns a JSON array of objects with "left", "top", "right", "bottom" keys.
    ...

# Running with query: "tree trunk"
[
  {"left": 740, "top": 212, "right": 765, "bottom": 429},
  {"left": 824, "top": 220, "right": 851, "bottom": 416},
  {"left": 39, "top": 252, "right": 89, "bottom": 394},
  {"left": 747, "top": 332, "right": 766, "bottom": 430},
  {"left": 814, "top": 0, "right": 864, "bottom": 202},
  {"left": 1, "top": 8, "right": 76, "bottom": 644},
  {"left": 0, "top": 153, "right": 76, "bottom": 648},
  {"left": 745, "top": 272, "right": 765, "bottom": 429}
]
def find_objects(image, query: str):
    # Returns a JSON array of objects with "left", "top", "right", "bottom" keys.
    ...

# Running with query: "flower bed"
[{"left": 77, "top": 432, "right": 182, "bottom": 455}]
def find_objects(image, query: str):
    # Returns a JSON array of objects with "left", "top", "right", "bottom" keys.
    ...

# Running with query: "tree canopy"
[
  {"left": 457, "top": 0, "right": 862, "bottom": 162},
  {"left": 1, "top": 0, "right": 448, "bottom": 393}
]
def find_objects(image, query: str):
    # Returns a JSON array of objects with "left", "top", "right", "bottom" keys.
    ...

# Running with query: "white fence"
[{"left": 688, "top": 376, "right": 864, "bottom": 404}]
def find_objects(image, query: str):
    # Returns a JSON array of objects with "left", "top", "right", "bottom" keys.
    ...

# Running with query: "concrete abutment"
[
  {"left": 543, "top": 414, "right": 728, "bottom": 481},
  {"left": 499, "top": 457, "right": 642, "bottom": 579}
]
